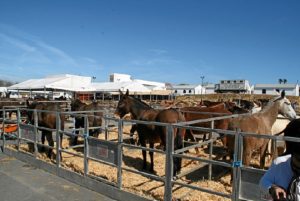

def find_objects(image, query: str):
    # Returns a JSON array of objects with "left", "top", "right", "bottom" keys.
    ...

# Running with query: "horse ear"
[
  {"left": 126, "top": 89, "right": 129, "bottom": 96},
  {"left": 119, "top": 89, "right": 123, "bottom": 96},
  {"left": 281, "top": 90, "right": 286, "bottom": 98}
]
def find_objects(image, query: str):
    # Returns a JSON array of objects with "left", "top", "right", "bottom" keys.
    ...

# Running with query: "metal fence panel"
[
  {"left": 19, "top": 124, "right": 35, "bottom": 141},
  {"left": 239, "top": 168, "right": 269, "bottom": 201},
  {"left": 88, "top": 138, "right": 119, "bottom": 165}
]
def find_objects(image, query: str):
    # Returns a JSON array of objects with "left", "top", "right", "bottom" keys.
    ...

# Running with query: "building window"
[
  {"left": 233, "top": 80, "right": 236, "bottom": 83},
  {"left": 174, "top": 90, "right": 177, "bottom": 93},
  {"left": 189, "top": 90, "right": 192, "bottom": 93},
  {"left": 183, "top": 90, "right": 186, "bottom": 93},
  {"left": 262, "top": 89, "right": 266, "bottom": 94},
  {"left": 221, "top": 81, "right": 224, "bottom": 84},
  {"left": 227, "top": 81, "right": 230, "bottom": 83}
]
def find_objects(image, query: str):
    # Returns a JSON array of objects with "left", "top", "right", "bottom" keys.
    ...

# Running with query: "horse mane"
[
  {"left": 260, "top": 95, "right": 283, "bottom": 113},
  {"left": 130, "top": 96, "right": 152, "bottom": 109}
]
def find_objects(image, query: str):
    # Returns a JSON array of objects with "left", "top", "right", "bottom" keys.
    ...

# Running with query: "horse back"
[{"left": 29, "top": 102, "right": 64, "bottom": 130}]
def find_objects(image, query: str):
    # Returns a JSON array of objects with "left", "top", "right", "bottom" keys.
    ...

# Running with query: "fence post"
[
  {"left": 117, "top": 119, "right": 123, "bottom": 189},
  {"left": 1, "top": 109, "right": 5, "bottom": 152},
  {"left": 56, "top": 111, "right": 61, "bottom": 168},
  {"left": 208, "top": 120, "right": 215, "bottom": 180},
  {"left": 232, "top": 128, "right": 242, "bottom": 201},
  {"left": 17, "top": 108, "right": 21, "bottom": 151},
  {"left": 105, "top": 114, "right": 109, "bottom": 140},
  {"left": 83, "top": 115, "right": 89, "bottom": 176},
  {"left": 164, "top": 124, "right": 174, "bottom": 201},
  {"left": 34, "top": 110, "right": 38, "bottom": 158}
]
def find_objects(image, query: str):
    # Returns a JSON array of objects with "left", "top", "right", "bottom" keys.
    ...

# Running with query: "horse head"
[
  {"left": 115, "top": 89, "right": 130, "bottom": 118},
  {"left": 25, "top": 100, "right": 39, "bottom": 124},
  {"left": 276, "top": 90, "right": 297, "bottom": 120}
]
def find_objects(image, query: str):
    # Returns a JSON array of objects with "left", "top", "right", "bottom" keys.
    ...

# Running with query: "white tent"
[
  {"left": 8, "top": 74, "right": 92, "bottom": 91},
  {"left": 133, "top": 79, "right": 166, "bottom": 90},
  {"left": 90, "top": 81, "right": 151, "bottom": 94}
]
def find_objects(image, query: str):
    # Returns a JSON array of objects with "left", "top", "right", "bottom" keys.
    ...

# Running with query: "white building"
[
  {"left": 204, "top": 84, "right": 216, "bottom": 94},
  {"left": 215, "top": 79, "right": 252, "bottom": 94},
  {"left": 0, "top": 87, "right": 7, "bottom": 97},
  {"left": 253, "top": 84, "right": 299, "bottom": 96},
  {"left": 171, "top": 84, "right": 203, "bottom": 96},
  {"left": 109, "top": 73, "right": 132, "bottom": 82}
]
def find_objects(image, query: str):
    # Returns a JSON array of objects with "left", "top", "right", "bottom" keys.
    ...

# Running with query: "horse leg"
[
  {"left": 70, "top": 119, "right": 81, "bottom": 146},
  {"left": 45, "top": 131, "right": 54, "bottom": 159},
  {"left": 259, "top": 141, "right": 269, "bottom": 169},
  {"left": 140, "top": 141, "right": 147, "bottom": 171},
  {"left": 149, "top": 142, "right": 154, "bottom": 173},
  {"left": 243, "top": 146, "right": 252, "bottom": 167},
  {"left": 130, "top": 124, "right": 137, "bottom": 144},
  {"left": 40, "top": 132, "right": 46, "bottom": 152}
]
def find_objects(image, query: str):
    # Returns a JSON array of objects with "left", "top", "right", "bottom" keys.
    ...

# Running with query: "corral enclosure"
[{"left": 1, "top": 93, "right": 299, "bottom": 201}]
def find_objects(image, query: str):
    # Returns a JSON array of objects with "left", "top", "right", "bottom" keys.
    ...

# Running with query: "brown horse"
[
  {"left": 180, "top": 103, "right": 232, "bottom": 144},
  {"left": 26, "top": 100, "right": 64, "bottom": 158},
  {"left": 227, "top": 91, "right": 297, "bottom": 168},
  {"left": 115, "top": 89, "right": 185, "bottom": 175},
  {"left": 70, "top": 99, "right": 103, "bottom": 145}
]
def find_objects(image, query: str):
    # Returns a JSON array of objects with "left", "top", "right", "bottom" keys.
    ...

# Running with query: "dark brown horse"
[
  {"left": 115, "top": 90, "right": 185, "bottom": 175},
  {"left": 26, "top": 100, "right": 64, "bottom": 158},
  {"left": 70, "top": 99, "right": 103, "bottom": 145},
  {"left": 275, "top": 118, "right": 300, "bottom": 156}
]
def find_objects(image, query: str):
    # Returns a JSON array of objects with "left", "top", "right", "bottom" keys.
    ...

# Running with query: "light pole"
[{"left": 200, "top": 76, "right": 205, "bottom": 102}]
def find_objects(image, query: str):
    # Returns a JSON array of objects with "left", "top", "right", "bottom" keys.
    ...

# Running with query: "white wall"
[
  {"left": 110, "top": 73, "right": 131, "bottom": 82},
  {"left": 254, "top": 88, "right": 297, "bottom": 96}
]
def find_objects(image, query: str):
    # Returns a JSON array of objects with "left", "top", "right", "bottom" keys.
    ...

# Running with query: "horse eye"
[{"left": 284, "top": 102, "right": 291, "bottom": 105}]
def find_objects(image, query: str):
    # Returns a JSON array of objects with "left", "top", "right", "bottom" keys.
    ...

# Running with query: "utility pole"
[{"left": 200, "top": 76, "right": 205, "bottom": 102}]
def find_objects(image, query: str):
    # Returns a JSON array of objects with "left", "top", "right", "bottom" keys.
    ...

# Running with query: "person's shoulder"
[{"left": 273, "top": 154, "right": 291, "bottom": 165}]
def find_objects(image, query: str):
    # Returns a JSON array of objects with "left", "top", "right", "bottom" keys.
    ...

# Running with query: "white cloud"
[
  {"left": 0, "top": 24, "right": 102, "bottom": 81},
  {"left": 131, "top": 58, "right": 180, "bottom": 66},
  {"left": 0, "top": 33, "right": 36, "bottom": 52},
  {"left": 149, "top": 49, "right": 168, "bottom": 55}
]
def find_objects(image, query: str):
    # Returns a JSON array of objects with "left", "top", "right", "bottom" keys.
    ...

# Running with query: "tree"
[{"left": 0, "top": 79, "right": 14, "bottom": 87}]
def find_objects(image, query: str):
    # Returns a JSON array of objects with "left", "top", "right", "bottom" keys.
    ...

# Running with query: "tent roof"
[
  {"left": 8, "top": 74, "right": 92, "bottom": 91},
  {"left": 90, "top": 81, "right": 151, "bottom": 93},
  {"left": 254, "top": 84, "right": 298, "bottom": 89}
]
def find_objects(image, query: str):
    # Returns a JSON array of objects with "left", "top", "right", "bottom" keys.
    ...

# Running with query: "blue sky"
[{"left": 0, "top": 0, "right": 300, "bottom": 85}]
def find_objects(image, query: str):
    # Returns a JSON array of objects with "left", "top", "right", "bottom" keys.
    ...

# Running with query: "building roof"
[{"left": 254, "top": 84, "right": 298, "bottom": 89}]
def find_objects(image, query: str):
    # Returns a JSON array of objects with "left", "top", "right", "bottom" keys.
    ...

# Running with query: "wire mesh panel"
[
  {"left": 19, "top": 124, "right": 35, "bottom": 141},
  {"left": 88, "top": 138, "right": 119, "bottom": 165},
  {"left": 239, "top": 168, "right": 268, "bottom": 201}
]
